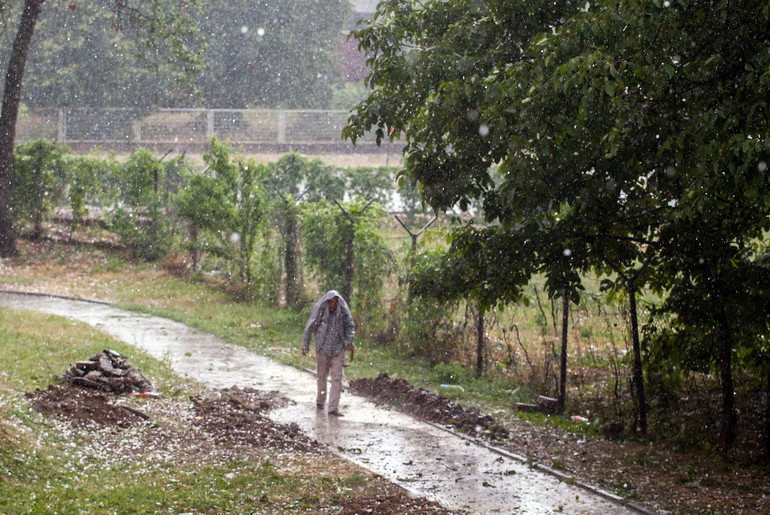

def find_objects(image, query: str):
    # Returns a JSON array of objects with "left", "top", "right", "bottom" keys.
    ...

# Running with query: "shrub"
[
  {"left": 13, "top": 139, "right": 69, "bottom": 239},
  {"left": 110, "top": 149, "right": 173, "bottom": 261},
  {"left": 401, "top": 296, "right": 460, "bottom": 366}
]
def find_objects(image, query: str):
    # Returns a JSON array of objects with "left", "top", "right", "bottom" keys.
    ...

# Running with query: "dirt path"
[{"left": 0, "top": 291, "right": 644, "bottom": 514}]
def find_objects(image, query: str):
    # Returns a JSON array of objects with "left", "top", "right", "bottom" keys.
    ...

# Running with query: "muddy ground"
[
  {"left": 26, "top": 371, "right": 453, "bottom": 514},
  {"left": 351, "top": 375, "right": 770, "bottom": 514}
]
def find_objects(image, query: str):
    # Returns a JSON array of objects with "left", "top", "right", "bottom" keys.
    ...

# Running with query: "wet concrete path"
[{"left": 1, "top": 291, "right": 644, "bottom": 514}]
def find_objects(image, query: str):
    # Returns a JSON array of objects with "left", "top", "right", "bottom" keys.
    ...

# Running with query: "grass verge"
[{"left": 0, "top": 307, "right": 409, "bottom": 513}]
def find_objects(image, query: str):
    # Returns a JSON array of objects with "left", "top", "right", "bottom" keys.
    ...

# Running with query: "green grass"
[
  {"left": 0, "top": 276, "right": 35, "bottom": 287},
  {"left": 0, "top": 308, "right": 184, "bottom": 393},
  {"left": 89, "top": 256, "right": 129, "bottom": 274},
  {"left": 0, "top": 455, "right": 371, "bottom": 513}
]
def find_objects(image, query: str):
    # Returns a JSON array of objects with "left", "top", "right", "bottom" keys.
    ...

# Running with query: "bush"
[
  {"left": 110, "top": 149, "right": 172, "bottom": 261},
  {"left": 111, "top": 203, "right": 171, "bottom": 261},
  {"left": 301, "top": 197, "right": 393, "bottom": 338},
  {"left": 13, "top": 139, "right": 69, "bottom": 239},
  {"left": 401, "top": 296, "right": 460, "bottom": 366},
  {"left": 63, "top": 154, "right": 119, "bottom": 227},
  {"left": 433, "top": 362, "right": 471, "bottom": 385}
]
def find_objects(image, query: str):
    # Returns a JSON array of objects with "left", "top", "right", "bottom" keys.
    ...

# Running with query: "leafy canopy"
[{"left": 346, "top": 0, "right": 770, "bottom": 359}]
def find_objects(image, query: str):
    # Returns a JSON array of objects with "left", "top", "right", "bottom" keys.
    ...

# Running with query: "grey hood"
[{"left": 302, "top": 290, "right": 355, "bottom": 352}]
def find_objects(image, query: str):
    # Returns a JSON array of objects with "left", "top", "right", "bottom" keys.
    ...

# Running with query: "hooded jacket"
[{"left": 302, "top": 290, "right": 355, "bottom": 353}]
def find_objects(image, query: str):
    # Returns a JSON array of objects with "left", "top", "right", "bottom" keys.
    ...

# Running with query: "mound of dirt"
[
  {"left": 334, "top": 493, "right": 453, "bottom": 514},
  {"left": 27, "top": 382, "right": 150, "bottom": 428},
  {"left": 190, "top": 386, "right": 319, "bottom": 453},
  {"left": 26, "top": 350, "right": 320, "bottom": 455},
  {"left": 27, "top": 350, "right": 155, "bottom": 428},
  {"left": 27, "top": 380, "right": 320, "bottom": 454},
  {"left": 349, "top": 373, "right": 508, "bottom": 440}
]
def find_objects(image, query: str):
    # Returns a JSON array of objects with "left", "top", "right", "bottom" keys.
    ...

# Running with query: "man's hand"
[{"left": 302, "top": 348, "right": 308, "bottom": 356}]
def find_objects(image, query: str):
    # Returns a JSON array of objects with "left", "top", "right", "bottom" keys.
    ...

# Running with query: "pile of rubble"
[
  {"left": 26, "top": 353, "right": 321, "bottom": 455},
  {"left": 63, "top": 349, "right": 153, "bottom": 394},
  {"left": 26, "top": 350, "right": 155, "bottom": 428}
]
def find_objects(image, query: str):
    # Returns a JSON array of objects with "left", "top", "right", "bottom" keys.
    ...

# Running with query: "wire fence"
[{"left": 16, "top": 107, "right": 396, "bottom": 154}]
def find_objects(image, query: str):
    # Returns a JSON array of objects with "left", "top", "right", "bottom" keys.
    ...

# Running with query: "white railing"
[{"left": 17, "top": 107, "right": 392, "bottom": 153}]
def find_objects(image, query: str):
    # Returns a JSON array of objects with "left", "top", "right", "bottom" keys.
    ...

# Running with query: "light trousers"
[{"left": 316, "top": 352, "right": 345, "bottom": 411}]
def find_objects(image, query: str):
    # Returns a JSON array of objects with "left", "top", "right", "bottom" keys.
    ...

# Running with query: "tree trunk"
[
  {"left": 475, "top": 303, "right": 484, "bottom": 377},
  {"left": 189, "top": 224, "right": 199, "bottom": 271},
  {"left": 333, "top": 200, "right": 364, "bottom": 309},
  {"left": 32, "top": 169, "right": 44, "bottom": 241},
  {"left": 0, "top": 0, "right": 45, "bottom": 257},
  {"left": 702, "top": 263, "right": 737, "bottom": 452},
  {"left": 717, "top": 308, "right": 736, "bottom": 451},
  {"left": 284, "top": 205, "right": 303, "bottom": 306},
  {"left": 558, "top": 292, "right": 569, "bottom": 412},
  {"left": 406, "top": 235, "right": 418, "bottom": 307},
  {"left": 716, "top": 299, "right": 736, "bottom": 452},
  {"left": 628, "top": 278, "right": 648, "bottom": 436},
  {"left": 343, "top": 231, "right": 354, "bottom": 307},
  {"left": 764, "top": 360, "right": 770, "bottom": 459}
]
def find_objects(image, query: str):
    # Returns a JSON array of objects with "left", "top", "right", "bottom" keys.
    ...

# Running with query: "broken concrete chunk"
[
  {"left": 75, "top": 360, "right": 97, "bottom": 371},
  {"left": 98, "top": 354, "right": 116, "bottom": 374},
  {"left": 64, "top": 350, "right": 153, "bottom": 394}
]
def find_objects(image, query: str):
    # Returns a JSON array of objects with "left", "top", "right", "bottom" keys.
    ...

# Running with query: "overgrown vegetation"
[
  {"left": 5, "top": 238, "right": 770, "bottom": 513},
  {"left": 6, "top": 136, "right": 770, "bottom": 465},
  {"left": 345, "top": 0, "right": 770, "bottom": 455}
]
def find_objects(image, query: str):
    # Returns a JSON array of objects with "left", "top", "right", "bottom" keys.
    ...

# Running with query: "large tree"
[
  {"left": 4, "top": 0, "right": 352, "bottom": 109},
  {"left": 345, "top": 0, "right": 770, "bottom": 449},
  {"left": 16, "top": 2, "right": 194, "bottom": 108},
  {"left": 0, "top": 0, "right": 202, "bottom": 257},
  {"left": 197, "top": 0, "right": 350, "bottom": 108},
  {"left": 1, "top": 0, "right": 41, "bottom": 256}
]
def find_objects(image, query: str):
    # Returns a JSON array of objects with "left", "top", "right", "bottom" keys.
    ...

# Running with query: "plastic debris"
[{"left": 439, "top": 384, "right": 465, "bottom": 391}]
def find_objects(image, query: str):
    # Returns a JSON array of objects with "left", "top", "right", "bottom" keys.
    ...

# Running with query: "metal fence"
[{"left": 16, "top": 107, "right": 395, "bottom": 154}]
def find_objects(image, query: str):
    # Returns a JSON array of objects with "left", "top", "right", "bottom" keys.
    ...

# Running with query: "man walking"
[{"left": 302, "top": 290, "right": 355, "bottom": 416}]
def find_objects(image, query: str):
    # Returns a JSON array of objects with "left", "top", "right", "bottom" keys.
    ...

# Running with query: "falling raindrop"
[
  {"left": 230, "top": 232, "right": 241, "bottom": 243},
  {"left": 478, "top": 124, "right": 490, "bottom": 137},
  {"left": 759, "top": 161, "right": 767, "bottom": 172},
  {"left": 563, "top": 248, "right": 572, "bottom": 257}
]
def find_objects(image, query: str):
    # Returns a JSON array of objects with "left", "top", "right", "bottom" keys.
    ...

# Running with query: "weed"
[
  {"left": 434, "top": 362, "right": 470, "bottom": 384},
  {"left": 551, "top": 460, "right": 568, "bottom": 471}
]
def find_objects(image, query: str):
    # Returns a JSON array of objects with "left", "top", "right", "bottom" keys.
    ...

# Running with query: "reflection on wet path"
[{"left": 0, "top": 292, "right": 643, "bottom": 514}]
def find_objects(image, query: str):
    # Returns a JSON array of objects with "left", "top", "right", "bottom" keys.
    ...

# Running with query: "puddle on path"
[{"left": 1, "top": 292, "right": 642, "bottom": 514}]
